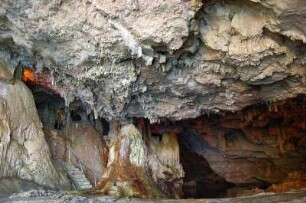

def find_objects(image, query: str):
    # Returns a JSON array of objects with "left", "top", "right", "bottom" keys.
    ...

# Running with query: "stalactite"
[
  {"left": 148, "top": 132, "right": 185, "bottom": 198},
  {"left": 276, "top": 124, "right": 286, "bottom": 154},
  {"left": 269, "top": 102, "right": 279, "bottom": 112},
  {"left": 154, "top": 133, "right": 184, "bottom": 177}
]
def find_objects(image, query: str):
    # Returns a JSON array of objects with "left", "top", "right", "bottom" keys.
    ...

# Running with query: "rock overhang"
[{"left": 0, "top": 0, "right": 305, "bottom": 122}]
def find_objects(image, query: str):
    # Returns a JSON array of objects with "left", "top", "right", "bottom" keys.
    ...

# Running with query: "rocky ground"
[{"left": 1, "top": 189, "right": 306, "bottom": 203}]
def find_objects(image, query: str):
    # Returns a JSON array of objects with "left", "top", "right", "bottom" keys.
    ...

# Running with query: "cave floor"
[{"left": 2, "top": 189, "right": 306, "bottom": 203}]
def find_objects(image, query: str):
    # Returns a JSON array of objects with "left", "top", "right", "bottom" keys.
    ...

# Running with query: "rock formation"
[
  {"left": 0, "top": 0, "right": 305, "bottom": 121},
  {"left": 0, "top": 0, "right": 305, "bottom": 200},
  {"left": 45, "top": 124, "right": 105, "bottom": 186},
  {"left": 93, "top": 124, "right": 162, "bottom": 198},
  {"left": 92, "top": 123, "right": 184, "bottom": 198},
  {"left": 0, "top": 60, "right": 69, "bottom": 189},
  {"left": 157, "top": 96, "right": 306, "bottom": 197}
]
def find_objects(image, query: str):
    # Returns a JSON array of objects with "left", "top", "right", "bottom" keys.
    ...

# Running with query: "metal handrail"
[{"left": 50, "top": 138, "right": 98, "bottom": 187}]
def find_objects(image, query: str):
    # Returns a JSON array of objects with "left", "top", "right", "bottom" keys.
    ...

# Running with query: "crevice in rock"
[
  {"left": 149, "top": 94, "right": 306, "bottom": 198},
  {"left": 179, "top": 137, "right": 235, "bottom": 198}
]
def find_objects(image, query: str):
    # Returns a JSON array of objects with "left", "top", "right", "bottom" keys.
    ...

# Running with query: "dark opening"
[
  {"left": 54, "top": 108, "right": 65, "bottom": 130},
  {"left": 71, "top": 111, "right": 82, "bottom": 122},
  {"left": 179, "top": 136, "right": 235, "bottom": 198},
  {"left": 152, "top": 133, "right": 163, "bottom": 142},
  {"left": 101, "top": 118, "right": 110, "bottom": 135},
  {"left": 24, "top": 82, "right": 65, "bottom": 130}
]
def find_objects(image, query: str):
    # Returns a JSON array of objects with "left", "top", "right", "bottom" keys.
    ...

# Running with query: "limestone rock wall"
[
  {"left": 45, "top": 122, "right": 105, "bottom": 185},
  {"left": 148, "top": 132, "right": 185, "bottom": 198},
  {"left": 0, "top": 0, "right": 305, "bottom": 122},
  {"left": 176, "top": 96, "right": 306, "bottom": 185},
  {"left": 0, "top": 61, "right": 69, "bottom": 189}
]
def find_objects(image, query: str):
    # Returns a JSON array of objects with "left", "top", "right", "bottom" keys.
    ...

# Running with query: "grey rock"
[{"left": 0, "top": 0, "right": 305, "bottom": 122}]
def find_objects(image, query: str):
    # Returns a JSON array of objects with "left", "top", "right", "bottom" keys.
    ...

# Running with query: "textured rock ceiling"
[{"left": 0, "top": 0, "right": 306, "bottom": 121}]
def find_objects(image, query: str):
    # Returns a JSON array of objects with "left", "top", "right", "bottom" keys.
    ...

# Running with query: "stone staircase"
[{"left": 60, "top": 161, "right": 93, "bottom": 190}]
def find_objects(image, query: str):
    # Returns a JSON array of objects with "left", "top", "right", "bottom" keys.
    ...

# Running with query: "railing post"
[
  {"left": 68, "top": 149, "right": 71, "bottom": 163},
  {"left": 79, "top": 161, "right": 83, "bottom": 172}
]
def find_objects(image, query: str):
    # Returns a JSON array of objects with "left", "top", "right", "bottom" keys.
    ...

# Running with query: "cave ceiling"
[{"left": 0, "top": 0, "right": 306, "bottom": 121}]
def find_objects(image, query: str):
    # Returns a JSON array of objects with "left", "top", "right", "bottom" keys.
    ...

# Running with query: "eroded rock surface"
[
  {"left": 45, "top": 123, "right": 105, "bottom": 185},
  {"left": 95, "top": 124, "right": 164, "bottom": 198},
  {"left": 0, "top": 0, "right": 305, "bottom": 121},
  {"left": 153, "top": 96, "right": 306, "bottom": 187},
  {"left": 0, "top": 61, "right": 69, "bottom": 189}
]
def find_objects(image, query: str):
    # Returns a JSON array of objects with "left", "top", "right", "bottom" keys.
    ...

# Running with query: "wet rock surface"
[{"left": 0, "top": 0, "right": 305, "bottom": 121}]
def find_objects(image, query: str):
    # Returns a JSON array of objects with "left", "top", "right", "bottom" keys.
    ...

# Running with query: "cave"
[
  {"left": 1, "top": 64, "right": 306, "bottom": 201},
  {"left": 8, "top": 71, "right": 306, "bottom": 200},
  {"left": 146, "top": 95, "right": 306, "bottom": 199},
  {"left": 179, "top": 134, "right": 236, "bottom": 198},
  {"left": 1, "top": 0, "right": 306, "bottom": 202},
  {"left": 25, "top": 81, "right": 66, "bottom": 130}
]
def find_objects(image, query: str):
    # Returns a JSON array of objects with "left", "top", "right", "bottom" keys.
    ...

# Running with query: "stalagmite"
[
  {"left": 92, "top": 124, "right": 163, "bottom": 198},
  {"left": 148, "top": 132, "right": 185, "bottom": 198},
  {"left": 90, "top": 123, "right": 185, "bottom": 199}
]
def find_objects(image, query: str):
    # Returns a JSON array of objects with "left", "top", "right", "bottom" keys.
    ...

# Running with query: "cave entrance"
[
  {"left": 178, "top": 135, "right": 235, "bottom": 198},
  {"left": 26, "top": 82, "right": 66, "bottom": 130},
  {"left": 21, "top": 67, "right": 66, "bottom": 130}
]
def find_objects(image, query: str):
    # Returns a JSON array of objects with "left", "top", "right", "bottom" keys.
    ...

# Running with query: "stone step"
[
  {"left": 68, "top": 173, "right": 86, "bottom": 177},
  {"left": 74, "top": 183, "right": 91, "bottom": 187},
  {"left": 67, "top": 170, "right": 83, "bottom": 174},
  {"left": 64, "top": 166, "right": 81, "bottom": 171},
  {"left": 74, "top": 179, "right": 91, "bottom": 183},
  {"left": 68, "top": 173, "right": 84, "bottom": 177},
  {"left": 78, "top": 186, "right": 92, "bottom": 190},
  {"left": 66, "top": 169, "right": 82, "bottom": 172},
  {"left": 66, "top": 168, "right": 82, "bottom": 172},
  {"left": 75, "top": 184, "right": 92, "bottom": 189},
  {"left": 62, "top": 163, "right": 81, "bottom": 168},
  {"left": 75, "top": 181, "right": 90, "bottom": 184},
  {"left": 61, "top": 163, "right": 75, "bottom": 167},
  {"left": 74, "top": 180, "right": 91, "bottom": 183},
  {"left": 69, "top": 174, "right": 85, "bottom": 178},
  {"left": 60, "top": 161, "right": 93, "bottom": 190},
  {"left": 75, "top": 183, "right": 92, "bottom": 187}
]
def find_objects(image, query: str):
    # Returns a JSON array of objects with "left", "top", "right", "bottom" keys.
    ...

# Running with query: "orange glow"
[{"left": 22, "top": 68, "right": 52, "bottom": 87}]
